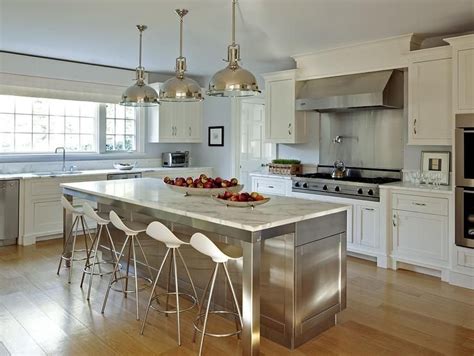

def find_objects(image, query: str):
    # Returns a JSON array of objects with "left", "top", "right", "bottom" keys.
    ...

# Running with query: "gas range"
[{"left": 292, "top": 168, "right": 401, "bottom": 201}]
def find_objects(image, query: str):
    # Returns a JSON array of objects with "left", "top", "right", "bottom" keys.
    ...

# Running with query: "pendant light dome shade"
[
  {"left": 160, "top": 9, "right": 203, "bottom": 102},
  {"left": 207, "top": 0, "right": 260, "bottom": 97},
  {"left": 120, "top": 25, "right": 159, "bottom": 106}
]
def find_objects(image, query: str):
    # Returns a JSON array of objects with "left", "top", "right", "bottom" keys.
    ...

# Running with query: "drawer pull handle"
[
  {"left": 413, "top": 202, "right": 426, "bottom": 206},
  {"left": 364, "top": 208, "right": 375, "bottom": 211},
  {"left": 393, "top": 214, "right": 397, "bottom": 227},
  {"left": 268, "top": 185, "right": 274, "bottom": 188}
]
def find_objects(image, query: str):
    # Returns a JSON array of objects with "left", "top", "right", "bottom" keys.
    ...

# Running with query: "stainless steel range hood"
[{"left": 295, "top": 70, "right": 404, "bottom": 113}]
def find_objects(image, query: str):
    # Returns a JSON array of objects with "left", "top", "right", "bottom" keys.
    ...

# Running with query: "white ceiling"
[{"left": 1, "top": 0, "right": 473, "bottom": 78}]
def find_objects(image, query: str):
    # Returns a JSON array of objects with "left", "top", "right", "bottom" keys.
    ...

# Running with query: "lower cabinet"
[
  {"left": 355, "top": 204, "right": 380, "bottom": 249},
  {"left": 391, "top": 192, "right": 449, "bottom": 268},
  {"left": 251, "top": 175, "right": 292, "bottom": 196}
]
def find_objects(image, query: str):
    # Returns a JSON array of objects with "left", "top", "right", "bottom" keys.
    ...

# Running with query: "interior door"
[{"left": 239, "top": 102, "right": 272, "bottom": 188}]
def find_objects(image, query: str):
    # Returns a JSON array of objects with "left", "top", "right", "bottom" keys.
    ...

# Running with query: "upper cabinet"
[
  {"left": 446, "top": 34, "right": 474, "bottom": 114},
  {"left": 262, "top": 70, "right": 307, "bottom": 144},
  {"left": 147, "top": 84, "right": 203, "bottom": 143},
  {"left": 408, "top": 46, "right": 452, "bottom": 145}
]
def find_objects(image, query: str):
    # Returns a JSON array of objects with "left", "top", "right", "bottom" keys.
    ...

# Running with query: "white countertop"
[
  {"left": 249, "top": 172, "right": 293, "bottom": 180},
  {"left": 60, "top": 178, "right": 349, "bottom": 232},
  {"left": 0, "top": 166, "right": 212, "bottom": 181},
  {"left": 379, "top": 181, "right": 454, "bottom": 195}
]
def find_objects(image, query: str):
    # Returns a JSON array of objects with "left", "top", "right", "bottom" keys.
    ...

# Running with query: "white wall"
[{"left": 191, "top": 96, "right": 233, "bottom": 178}]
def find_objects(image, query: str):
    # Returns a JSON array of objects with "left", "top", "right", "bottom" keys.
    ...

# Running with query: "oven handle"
[
  {"left": 463, "top": 190, "right": 474, "bottom": 194},
  {"left": 461, "top": 129, "right": 474, "bottom": 133}
]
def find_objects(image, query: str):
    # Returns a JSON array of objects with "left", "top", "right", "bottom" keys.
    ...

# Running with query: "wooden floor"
[{"left": 0, "top": 239, "right": 473, "bottom": 356}]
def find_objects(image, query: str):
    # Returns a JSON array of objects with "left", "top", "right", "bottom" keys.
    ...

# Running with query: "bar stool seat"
[
  {"left": 80, "top": 203, "right": 123, "bottom": 301},
  {"left": 190, "top": 232, "right": 243, "bottom": 356},
  {"left": 57, "top": 196, "right": 95, "bottom": 284},
  {"left": 140, "top": 221, "right": 199, "bottom": 345},
  {"left": 101, "top": 211, "right": 153, "bottom": 320}
]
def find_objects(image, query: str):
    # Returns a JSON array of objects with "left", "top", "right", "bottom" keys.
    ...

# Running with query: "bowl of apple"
[
  {"left": 163, "top": 174, "right": 244, "bottom": 196},
  {"left": 212, "top": 191, "right": 270, "bottom": 208}
]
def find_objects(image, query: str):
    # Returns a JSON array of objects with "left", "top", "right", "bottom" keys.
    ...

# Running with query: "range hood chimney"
[{"left": 296, "top": 70, "right": 404, "bottom": 113}]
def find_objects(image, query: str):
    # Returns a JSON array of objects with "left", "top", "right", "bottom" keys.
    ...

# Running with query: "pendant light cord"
[
  {"left": 179, "top": 13, "right": 183, "bottom": 58},
  {"left": 232, "top": 0, "right": 236, "bottom": 45}
]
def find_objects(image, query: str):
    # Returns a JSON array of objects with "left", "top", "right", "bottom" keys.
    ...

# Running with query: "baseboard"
[
  {"left": 396, "top": 261, "right": 443, "bottom": 279},
  {"left": 449, "top": 270, "right": 474, "bottom": 290},
  {"left": 347, "top": 251, "right": 377, "bottom": 263}
]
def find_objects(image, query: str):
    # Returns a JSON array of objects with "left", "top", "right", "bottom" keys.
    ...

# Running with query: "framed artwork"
[
  {"left": 421, "top": 151, "right": 450, "bottom": 185},
  {"left": 208, "top": 126, "right": 224, "bottom": 146}
]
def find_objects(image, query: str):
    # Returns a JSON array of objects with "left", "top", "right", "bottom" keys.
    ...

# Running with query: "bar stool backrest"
[
  {"left": 61, "top": 196, "right": 81, "bottom": 214},
  {"left": 146, "top": 221, "right": 185, "bottom": 248},
  {"left": 82, "top": 202, "right": 109, "bottom": 225},
  {"left": 109, "top": 210, "right": 139, "bottom": 235},
  {"left": 190, "top": 232, "right": 230, "bottom": 263}
]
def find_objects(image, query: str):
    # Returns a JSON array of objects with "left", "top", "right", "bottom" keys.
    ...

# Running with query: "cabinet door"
[
  {"left": 355, "top": 205, "right": 380, "bottom": 248},
  {"left": 408, "top": 58, "right": 452, "bottom": 145},
  {"left": 392, "top": 210, "right": 448, "bottom": 263},
  {"left": 266, "top": 79, "right": 294, "bottom": 141},
  {"left": 158, "top": 102, "right": 175, "bottom": 140},
  {"left": 184, "top": 102, "right": 203, "bottom": 142},
  {"left": 457, "top": 48, "right": 474, "bottom": 112}
]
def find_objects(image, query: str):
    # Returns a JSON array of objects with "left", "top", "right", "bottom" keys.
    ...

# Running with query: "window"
[
  {"left": 105, "top": 104, "right": 137, "bottom": 152},
  {"left": 0, "top": 95, "right": 98, "bottom": 153}
]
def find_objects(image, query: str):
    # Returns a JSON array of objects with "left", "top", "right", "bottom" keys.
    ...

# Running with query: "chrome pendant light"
[
  {"left": 160, "top": 10, "right": 203, "bottom": 102},
  {"left": 207, "top": 0, "right": 260, "bottom": 97},
  {"left": 120, "top": 25, "right": 159, "bottom": 106}
]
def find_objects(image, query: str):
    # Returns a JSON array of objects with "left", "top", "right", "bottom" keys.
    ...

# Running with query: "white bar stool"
[
  {"left": 101, "top": 210, "right": 153, "bottom": 320},
  {"left": 140, "top": 221, "right": 199, "bottom": 346},
  {"left": 57, "top": 196, "right": 94, "bottom": 284},
  {"left": 80, "top": 203, "right": 122, "bottom": 301},
  {"left": 190, "top": 232, "right": 243, "bottom": 356}
]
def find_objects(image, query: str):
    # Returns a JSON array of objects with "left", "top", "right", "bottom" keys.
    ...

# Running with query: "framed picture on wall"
[
  {"left": 208, "top": 126, "right": 224, "bottom": 147},
  {"left": 421, "top": 151, "right": 450, "bottom": 185}
]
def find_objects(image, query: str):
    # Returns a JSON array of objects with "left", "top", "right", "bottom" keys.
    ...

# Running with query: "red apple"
[
  {"left": 186, "top": 177, "right": 193, "bottom": 185},
  {"left": 214, "top": 177, "right": 222, "bottom": 186},
  {"left": 229, "top": 195, "right": 239, "bottom": 201},
  {"left": 230, "top": 178, "right": 238, "bottom": 186},
  {"left": 199, "top": 174, "right": 207, "bottom": 180},
  {"left": 250, "top": 192, "right": 259, "bottom": 199},
  {"left": 196, "top": 182, "right": 204, "bottom": 188},
  {"left": 239, "top": 193, "right": 250, "bottom": 202},
  {"left": 163, "top": 176, "right": 171, "bottom": 183},
  {"left": 224, "top": 191, "right": 233, "bottom": 199},
  {"left": 204, "top": 181, "right": 213, "bottom": 189},
  {"left": 221, "top": 180, "right": 230, "bottom": 188},
  {"left": 255, "top": 194, "right": 265, "bottom": 201}
]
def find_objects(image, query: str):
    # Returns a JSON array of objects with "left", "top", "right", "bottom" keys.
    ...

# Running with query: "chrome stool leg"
[
  {"left": 198, "top": 264, "right": 219, "bottom": 356},
  {"left": 140, "top": 247, "right": 198, "bottom": 344},
  {"left": 57, "top": 215, "right": 78, "bottom": 277}
]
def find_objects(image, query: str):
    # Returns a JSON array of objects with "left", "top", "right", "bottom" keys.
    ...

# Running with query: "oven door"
[
  {"left": 456, "top": 187, "right": 474, "bottom": 248},
  {"left": 455, "top": 127, "right": 474, "bottom": 187}
]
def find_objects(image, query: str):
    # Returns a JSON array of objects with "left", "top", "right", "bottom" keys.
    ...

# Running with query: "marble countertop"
[
  {"left": 61, "top": 178, "right": 349, "bottom": 232},
  {"left": 0, "top": 166, "right": 212, "bottom": 181},
  {"left": 249, "top": 172, "right": 293, "bottom": 180},
  {"left": 379, "top": 181, "right": 454, "bottom": 195}
]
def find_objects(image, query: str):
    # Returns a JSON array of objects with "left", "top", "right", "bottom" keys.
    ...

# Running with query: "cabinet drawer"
[
  {"left": 392, "top": 193, "right": 448, "bottom": 216},
  {"left": 254, "top": 178, "right": 287, "bottom": 195},
  {"left": 457, "top": 249, "right": 474, "bottom": 269}
]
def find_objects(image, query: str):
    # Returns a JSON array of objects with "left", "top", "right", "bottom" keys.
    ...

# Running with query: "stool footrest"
[
  {"left": 83, "top": 261, "right": 121, "bottom": 276},
  {"left": 109, "top": 276, "right": 152, "bottom": 293},
  {"left": 150, "top": 292, "right": 197, "bottom": 314},
  {"left": 193, "top": 311, "right": 242, "bottom": 338}
]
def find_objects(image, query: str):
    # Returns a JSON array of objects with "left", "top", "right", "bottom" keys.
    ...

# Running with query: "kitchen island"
[{"left": 61, "top": 178, "right": 349, "bottom": 355}]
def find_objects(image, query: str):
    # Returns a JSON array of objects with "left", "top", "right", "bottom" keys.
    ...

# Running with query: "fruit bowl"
[
  {"left": 164, "top": 183, "right": 244, "bottom": 196},
  {"left": 113, "top": 162, "right": 137, "bottom": 171},
  {"left": 212, "top": 192, "right": 270, "bottom": 208}
]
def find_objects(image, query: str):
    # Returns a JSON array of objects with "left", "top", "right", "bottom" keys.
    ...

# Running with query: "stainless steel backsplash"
[{"left": 319, "top": 109, "right": 404, "bottom": 169}]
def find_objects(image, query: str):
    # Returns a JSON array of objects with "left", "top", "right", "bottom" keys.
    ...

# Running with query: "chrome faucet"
[{"left": 55, "top": 147, "right": 66, "bottom": 172}]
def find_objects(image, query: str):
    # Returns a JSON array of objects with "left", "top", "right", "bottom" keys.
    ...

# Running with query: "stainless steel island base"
[{"left": 61, "top": 178, "right": 348, "bottom": 355}]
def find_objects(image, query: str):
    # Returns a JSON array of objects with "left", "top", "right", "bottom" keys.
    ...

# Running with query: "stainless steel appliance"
[
  {"left": 0, "top": 180, "right": 19, "bottom": 246},
  {"left": 162, "top": 151, "right": 189, "bottom": 167},
  {"left": 295, "top": 69, "right": 404, "bottom": 112},
  {"left": 107, "top": 172, "right": 142, "bottom": 180},
  {"left": 292, "top": 166, "right": 401, "bottom": 202},
  {"left": 455, "top": 114, "right": 474, "bottom": 248}
]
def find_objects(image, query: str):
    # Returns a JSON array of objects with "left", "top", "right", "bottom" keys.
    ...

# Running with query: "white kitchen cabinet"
[
  {"left": 22, "top": 174, "right": 107, "bottom": 245},
  {"left": 148, "top": 95, "right": 203, "bottom": 143},
  {"left": 262, "top": 70, "right": 307, "bottom": 144},
  {"left": 391, "top": 192, "right": 449, "bottom": 268},
  {"left": 250, "top": 175, "right": 292, "bottom": 196},
  {"left": 355, "top": 204, "right": 380, "bottom": 249},
  {"left": 408, "top": 46, "right": 452, "bottom": 145},
  {"left": 446, "top": 34, "right": 474, "bottom": 113}
]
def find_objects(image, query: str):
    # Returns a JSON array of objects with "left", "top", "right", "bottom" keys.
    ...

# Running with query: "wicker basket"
[{"left": 268, "top": 163, "right": 302, "bottom": 176}]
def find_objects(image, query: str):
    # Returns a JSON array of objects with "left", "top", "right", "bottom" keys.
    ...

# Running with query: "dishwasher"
[{"left": 0, "top": 180, "right": 19, "bottom": 246}]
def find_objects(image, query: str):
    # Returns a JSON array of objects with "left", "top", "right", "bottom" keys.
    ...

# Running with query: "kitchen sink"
[{"left": 34, "top": 171, "right": 83, "bottom": 177}]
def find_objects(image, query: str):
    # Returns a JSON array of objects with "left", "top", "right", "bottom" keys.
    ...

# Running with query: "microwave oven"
[{"left": 162, "top": 151, "right": 189, "bottom": 167}]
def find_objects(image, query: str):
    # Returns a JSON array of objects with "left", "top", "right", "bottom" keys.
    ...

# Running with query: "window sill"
[{"left": 0, "top": 151, "right": 149, "bottom": 163}]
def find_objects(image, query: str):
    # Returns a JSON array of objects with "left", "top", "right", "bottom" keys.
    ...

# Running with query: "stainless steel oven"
[
  {"left": 455, "top": 114, "right": 474, "bottom": 248},
  {"left": 455, "top": 114, "right": 474, "bottom": 187},
  {"left": 456, "top": 187, "right": 474, "bottom": 248}
]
